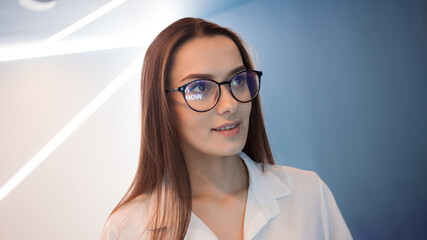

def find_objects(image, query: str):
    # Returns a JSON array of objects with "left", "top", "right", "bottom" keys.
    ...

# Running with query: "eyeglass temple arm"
[{"left": 165, "top": 88, "right": 180, "bottom": 93}]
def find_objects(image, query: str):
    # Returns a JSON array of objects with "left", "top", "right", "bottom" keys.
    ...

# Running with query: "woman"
[{"left": 101, "top": 17, "right": 352, "bottom": 240}]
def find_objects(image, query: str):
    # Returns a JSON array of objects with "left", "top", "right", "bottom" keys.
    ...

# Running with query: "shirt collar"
[{"left": 238, "top": 151, "right": 292, "bottom": 219}]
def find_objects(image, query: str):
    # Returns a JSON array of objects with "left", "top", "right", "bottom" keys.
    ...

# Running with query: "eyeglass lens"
[{"left": 184, "top": 71, "right": 260, "bottom": 111}]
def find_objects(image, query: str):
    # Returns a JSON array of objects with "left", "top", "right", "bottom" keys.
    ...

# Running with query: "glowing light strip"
[
  {"left": 0, "top": 54, "right": 144, "bottom": 201},
  {"left": 0, "top": 38, "right": 143, "bottom": 62},
  {"left": 44, "top": 0, "right": 128, "bottom": 44}
]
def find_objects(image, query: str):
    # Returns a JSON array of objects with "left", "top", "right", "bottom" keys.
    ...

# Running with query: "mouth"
[
  {"left": 212, "top": 121, "right": 241, "bottom": 131},
  {"left": 211, "top": 121, "right": 241, "bottom": 136}
]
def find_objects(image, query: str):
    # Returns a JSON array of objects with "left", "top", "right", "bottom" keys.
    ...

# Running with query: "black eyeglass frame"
[{"left": 165, "top": 70, "right": 262, "bottom": 112}]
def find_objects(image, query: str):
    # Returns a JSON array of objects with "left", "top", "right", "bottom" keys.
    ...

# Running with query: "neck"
[{"left": 183, "top": 150, "right": 249, "bottom": 200}]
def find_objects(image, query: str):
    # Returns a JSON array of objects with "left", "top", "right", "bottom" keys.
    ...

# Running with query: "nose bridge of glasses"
[
  {"left": 218, "top": 80, "right": 237, "bottom": 103},
  {"left": 218, "top": 80, "right": 232, "bottom": 92}
]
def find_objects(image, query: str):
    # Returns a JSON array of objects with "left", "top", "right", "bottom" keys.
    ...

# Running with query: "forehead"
[{"left": 170, "top": 35, "right": 244, "bottom": 84}]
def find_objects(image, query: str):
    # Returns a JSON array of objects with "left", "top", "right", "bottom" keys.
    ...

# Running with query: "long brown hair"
[{"left": 110, "top": 17, "right": 275, "bottom": 239}]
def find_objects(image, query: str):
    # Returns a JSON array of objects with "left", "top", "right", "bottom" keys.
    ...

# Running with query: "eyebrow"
[{"left": 179, "top": 65, "right": 246, "bottom": 83}]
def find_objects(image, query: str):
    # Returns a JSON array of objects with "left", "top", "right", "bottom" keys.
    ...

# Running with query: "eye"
[
  {"left": 231, "top": 74, "right": 246, "bottom": 87},
  {"left": 194, "top": 82, "right": 207, "bottom": 92},
  {"left": 186, "top": 80, "right": 212, "bottom": 93}
]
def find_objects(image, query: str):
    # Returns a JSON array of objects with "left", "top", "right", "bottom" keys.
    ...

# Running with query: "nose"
[{"left": 215, "top": 84, "right": 238, "bottom": 115}]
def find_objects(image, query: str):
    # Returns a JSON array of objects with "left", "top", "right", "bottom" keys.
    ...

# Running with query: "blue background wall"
[{"left": 210, "top": 0, "right": 427, "bottom": 239}]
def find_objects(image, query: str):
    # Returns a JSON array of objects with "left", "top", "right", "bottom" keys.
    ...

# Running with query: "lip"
[
  {"left": 212, "top": 121, "right": 241, "bottom": 131},
  {"left": 212, "top": 121, "right": 241, "bottom": 137}
]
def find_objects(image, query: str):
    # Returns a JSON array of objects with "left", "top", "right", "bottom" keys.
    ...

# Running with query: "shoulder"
[
  {"left": 260, "top": 164, "right": 353, "bottom": 239},
  {"left": 260, "top": 163, "right": 342, "bottom": 216},
  {"left": 256, "top": 162, "right": 333, "bottom": 202},
  {"left": 254, "top": 164, "right": 352, "bottom": 239},
  {"left": 263, "top": 163, "right": 323, "bottom": 190},
  {"left": 239, "top": 151, "right": 326, "bottom": 197},
  {"left": 101, "top": 194, "right": 152, "bottom": 240}
]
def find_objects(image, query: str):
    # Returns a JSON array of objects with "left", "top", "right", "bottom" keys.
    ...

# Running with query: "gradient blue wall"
[{"left": 210, "top": 0, "right": 427, "bottom": 239}]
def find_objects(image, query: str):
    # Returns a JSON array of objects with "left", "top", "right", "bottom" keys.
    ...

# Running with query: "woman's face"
[{"left": 168, "top": 35, "right": 252, "bottom": 158}]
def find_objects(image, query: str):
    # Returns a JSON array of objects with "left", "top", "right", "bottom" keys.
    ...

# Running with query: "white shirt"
[{"left": 101, "top": 152, "right": 353, "bottom": 240}]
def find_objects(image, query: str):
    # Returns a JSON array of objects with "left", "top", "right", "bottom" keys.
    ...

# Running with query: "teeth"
[{"left": 218, "top": 123, "right": 238, "bottom": 131}]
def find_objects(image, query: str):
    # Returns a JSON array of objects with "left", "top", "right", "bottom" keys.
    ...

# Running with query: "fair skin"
[{"left": 168, "top": 35, "right": 251, "bottom": 240}]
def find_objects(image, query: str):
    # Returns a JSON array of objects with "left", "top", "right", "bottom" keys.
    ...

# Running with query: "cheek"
[
  {"left": 172, "top": 104, "right": 210, "bottom": 142},
  {"left": 247, "top": 103, "right": 252, "bottom": 116},
  {"left": 243, "top": 102, "right": 252, "bottom": 123}
]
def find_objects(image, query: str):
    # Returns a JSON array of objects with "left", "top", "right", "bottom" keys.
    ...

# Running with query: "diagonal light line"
[
  {"left": 44, "top": 0, "right": 128, "bottom": 44},
  {"left": 0, "top": 53, "right": 144, "bottom": 201},
  {"left": 0, "top": 40, "right": 144, "bottom": 62}
]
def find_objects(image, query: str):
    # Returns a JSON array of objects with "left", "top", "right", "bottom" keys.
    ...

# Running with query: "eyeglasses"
[{"left": 165, "top": 70, "right": 262, "bottom": 112}]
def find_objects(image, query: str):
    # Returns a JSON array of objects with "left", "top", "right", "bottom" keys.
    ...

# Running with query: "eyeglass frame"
[{"left": 165, "top": 69, "right": 262, "bottom": 112}]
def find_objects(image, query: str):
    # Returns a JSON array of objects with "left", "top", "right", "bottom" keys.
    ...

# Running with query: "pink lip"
[
  {"left": 214, "top": 124, "right": 240, "bottom": 137},
  {"left": 212, "top": 121, "right": 241, "bottom": 131},
  {"left": 211, "top": 121, "right": 241, "bottom": 137}
]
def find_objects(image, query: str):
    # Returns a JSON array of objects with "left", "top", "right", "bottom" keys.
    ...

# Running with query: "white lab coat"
[{"left": 101, "top": 151, "right": 353, "bottom": 240}]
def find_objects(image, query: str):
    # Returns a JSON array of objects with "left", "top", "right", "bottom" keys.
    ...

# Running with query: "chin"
[{"left": 212, "top": 142, "right": 246, "bottom": 157}]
